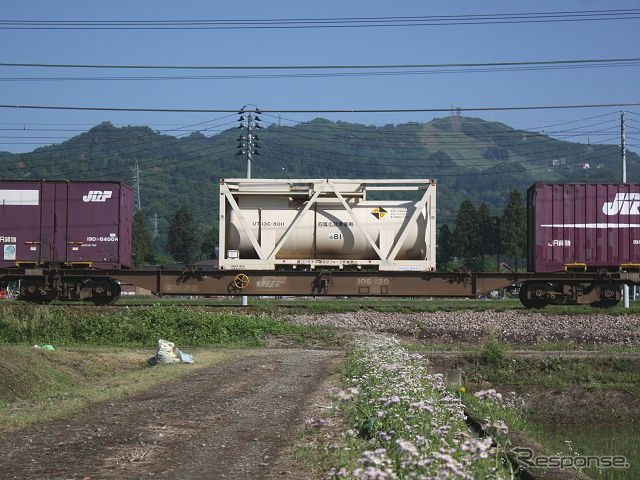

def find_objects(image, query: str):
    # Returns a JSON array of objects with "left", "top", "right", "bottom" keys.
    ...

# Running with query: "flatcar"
[{"left": 0, "top": 178, "right": 638, "bottom": 307}]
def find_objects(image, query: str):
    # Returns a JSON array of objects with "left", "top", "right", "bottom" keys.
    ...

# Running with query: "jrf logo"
[
  {"left": 603, "top": 193, "right": 640, "bottom": 215},
  {"left": 82, "top": 191, "right": 113, "bottom": 202}
]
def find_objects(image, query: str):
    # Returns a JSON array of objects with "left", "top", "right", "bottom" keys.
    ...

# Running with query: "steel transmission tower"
[
  {"left": 237, "top": 105, "right": 261, "bottom": 178},
  {"left": 132, "top": 160, "right": 142, "bottom": 210},
  {"left": 152, "top": 212, "right": 159, "bottom": 239},
  {"left": 621, "top": 111, "right": 627, "bottom": 183},
  {"left": 237, "top": 106, "right": 261, "bottom": 307}
]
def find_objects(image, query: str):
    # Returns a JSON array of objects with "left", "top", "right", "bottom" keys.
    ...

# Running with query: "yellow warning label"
[{"left": 370, "top": 207, "right": 387, "bottom": 220}]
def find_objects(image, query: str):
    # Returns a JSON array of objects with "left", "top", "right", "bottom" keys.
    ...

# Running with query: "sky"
[{"left": 1, "top": 0, "right": 639, "bottom": 154}]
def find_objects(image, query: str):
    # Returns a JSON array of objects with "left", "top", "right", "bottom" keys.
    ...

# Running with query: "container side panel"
[
  {"left": 576, "top": 185, "right": 583, "bottom": 263},
  {"left": 526, "top": 186, "right": 535, "bottom": 272},
  {"left": 40, "top": 183, "right": 56, "bottom": 263},
  {"left": 535, "top": 184, "right": 556, "bottom": 271},
  {"left": 532, "top": 183, "right": 640, "bottom": 272},
  {"left": 55, "top": 183, "right": 69, "bottom": 263},
  {"left": 632, "top": 185, "right": 640, "bottom": 262},
  {"left": 66, "top": 183, "right": 122, "bottom": 268},
  {"left": 0, "top": 182, "right": 42, "bottom": 267},
  {"left": 556, "top": 185, "right": 576, "bottom": 263},
  {"left": 586, "top": 185, "right": 598, "bottom": 264},
  {"left": 119, "top": 185, "right": 133, "bottom": 268}
]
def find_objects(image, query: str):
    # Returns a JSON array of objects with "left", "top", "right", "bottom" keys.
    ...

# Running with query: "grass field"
[
  {"left": 0, "top": 303, "right": 339, "bottom": 347},
  {"left": 0, "top": 303, "right": 345, "bottom": 432},
  {"left": 117, "top": 295, "right": 640, "bottom": 314},
  {"left": 434, "top": 341, "right": 640, "bottom": 480},
  {"left": 0, "top": 346, "right": 236, "bottom": 430},
  {"left": 1, "top": 298, "right": 638, "bottom": 478}
]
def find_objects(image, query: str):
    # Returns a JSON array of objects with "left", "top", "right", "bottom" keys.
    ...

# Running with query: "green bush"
[{"left": 0, "top": 304, "right": 332, "bottom": 346}]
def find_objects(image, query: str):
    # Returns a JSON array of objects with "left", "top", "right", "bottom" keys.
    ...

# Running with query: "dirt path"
[{"left": 0, "top": 348, "right": 341, "bottom": 480}]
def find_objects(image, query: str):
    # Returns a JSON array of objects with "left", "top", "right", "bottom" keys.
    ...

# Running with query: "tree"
[
  {"left": 453, "top": 198, "right": 480, "bottom": 267},
  {"left": 132, "top": 210, "right": 152, "bottom": 266},
  {"left": 476, "top": 203, "right": 501, "bottom": 270},
  {"left": 500, "top": 189, "right": 527, "bottom": 270},
  {"left": 437, "top": 224, "right": 454, "bottom": 271},
  {"left": 167, "top": 207, "right": 199, "bottom": 263},
  {"left": 200, "top": 225, "right": 218, "bottom": 259}
]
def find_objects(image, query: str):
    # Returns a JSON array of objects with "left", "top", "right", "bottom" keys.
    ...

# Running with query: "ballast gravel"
[{"left": 288, "top": 311, "right": 640, "bottom": 346}]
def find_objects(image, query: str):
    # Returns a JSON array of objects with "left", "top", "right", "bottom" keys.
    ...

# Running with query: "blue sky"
[{"left": 1, "top": 0, "right": 639, "bottom": 153}]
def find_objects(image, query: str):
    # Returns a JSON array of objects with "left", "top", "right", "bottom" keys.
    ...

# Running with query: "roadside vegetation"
[
  {"left": 296, "top": 335, "right": 515, "bottom": 479},
  {"left": 0, "top": 303, "right": 342, "bottom": 432},
  {"left": 0, "top": 346, "right": 235, "bottom": 431},
  {"left": 113, "top": 295, "right": 640, "bottom": 315},
  {"left": 437, "top": 340, "right": 640, "bottom": 480},
  {"left": 0, "top": 303, "right": 338, "bottom": 347}
]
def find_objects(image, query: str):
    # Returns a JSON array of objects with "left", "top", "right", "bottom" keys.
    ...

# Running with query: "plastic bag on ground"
[
  {"left": 177, "top": 350, "right": 194, "bottom": 364},
  {"left": 156, "top": 339, "right": 181, "bottom": 364}
]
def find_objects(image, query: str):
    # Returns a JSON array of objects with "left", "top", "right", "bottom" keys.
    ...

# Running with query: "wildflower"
[
  {"left": 434, "top": 452, "right": 474, "bottom": 480},
  {"left": 384, "top": 395, "right": 401, "bottom": 407},
  {"left": 461, "top": 437, "right": 494, "bottom": 459},
  {"left": 482, "top": 419, "right": 509, "bottom": 436},
  {"left": 409, "top": 400, "right": 435, "bottom": 413},
  {"left": 304, "top": 417, "right": 326, "bottom": 429},
  {"left": 329, "top": 466, "right": 349, "bottom": 478},
  {"left": 434, "top": 425, "right": 451, "bottom": 435},
  {"left": 396, "top": 439, "right": 418, "bottom": 457},
  {"left": 474, "top": 389, "right": 503, "bottom": 402},
  {"left": 352, "top": 466, "right": 394, "bottom": 480},
  {"left": 360, "top": 448, "right": 389, "bottom": 467}
]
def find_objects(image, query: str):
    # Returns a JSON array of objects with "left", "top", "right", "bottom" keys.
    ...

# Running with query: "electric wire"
[
  {"left": 1, "top": 102, "right": 639, "bottom": 113},
  {"left": 1, "top": 9, "right": 639, "bottom": 30}
]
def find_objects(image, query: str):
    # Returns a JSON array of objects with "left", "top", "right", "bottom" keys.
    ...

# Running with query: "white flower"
[
  {"left": 473, "top": 389, "right": 503, "bottom": 402},
  {"left": 396, "top": 439, "right": 418, "bottom": 457}
]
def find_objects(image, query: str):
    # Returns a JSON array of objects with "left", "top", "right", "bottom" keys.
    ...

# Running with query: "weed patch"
[{"left": 0, "top": 304, "right": 337, "bottom": 347}]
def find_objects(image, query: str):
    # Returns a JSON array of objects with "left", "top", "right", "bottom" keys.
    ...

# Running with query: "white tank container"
[{"left": 219, "top": 179, "right": 436, "bottom": 271}]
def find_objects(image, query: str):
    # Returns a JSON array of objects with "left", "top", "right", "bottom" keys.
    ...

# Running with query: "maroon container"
[
  {"left": 528, "top": 183, "right": 640, "bottom": 272},
  {"left": 0, "top": 180, "right": 132, "bottom": 269}
]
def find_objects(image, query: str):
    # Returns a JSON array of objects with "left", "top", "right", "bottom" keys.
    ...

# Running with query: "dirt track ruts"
[{"left": 0, "top": 348, "right": 340, "bottom": 480}]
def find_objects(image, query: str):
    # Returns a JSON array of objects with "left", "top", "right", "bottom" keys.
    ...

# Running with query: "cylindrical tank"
[{"left": 226, "top": 196, "right": 428, "bottom": 260}]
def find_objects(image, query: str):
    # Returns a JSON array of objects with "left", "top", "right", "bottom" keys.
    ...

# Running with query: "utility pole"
[
  {"left": 621, "top": 111, "right": 631, "bottom": 307},
  {"left": 132, "top": 160, "right": 142, "bottom": 210},
  {"left": 152, "top": 212, "right": 159, "bottom": 239},
  {"left": 237, "top": 106, "right": 261, "bottom": 179},
  {"left": 237, "top": 105, "right": 261, "bottom": 306},
  {"left": 622, "top": 111, "right": 627, "bottom": 183}
]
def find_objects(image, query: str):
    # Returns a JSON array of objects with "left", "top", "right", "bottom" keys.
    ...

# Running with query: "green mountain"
[{"left": 0, "top": 116, "right": 635, "bottom": 250}]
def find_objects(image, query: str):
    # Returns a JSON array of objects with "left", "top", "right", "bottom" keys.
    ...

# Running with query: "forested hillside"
[{"left": 0, "top": 115, "right": 635, "bottom": 257}]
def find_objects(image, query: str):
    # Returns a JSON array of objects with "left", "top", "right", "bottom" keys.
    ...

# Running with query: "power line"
[
  {"left": 1, "top": 9, "right": 638, "bottom": 30},
  {"left": 2, "top": 58, "right": 637, "bottom": 70},
  {"left": 1, "top": 102, "right": 640, "bottom": 113},
  {"left": 4, "top": 63, "right": 639, "bottom": 82}
]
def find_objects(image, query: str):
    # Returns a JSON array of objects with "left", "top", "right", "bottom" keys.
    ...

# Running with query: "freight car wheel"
[
  {"left": 19, "top": 294, "right": 51, "bottom": 304},
  {"left": 589, "top": 283, "right": 620, "bottom": 308},
  {"left": 518, "top": 284, "right": 548, "bottom": 309},
  {"left": 90, "top": 279, "right": 121, "bottom": 305},
  {"left": 590, "top": 298, "right": 620, "bottom": 308}
]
